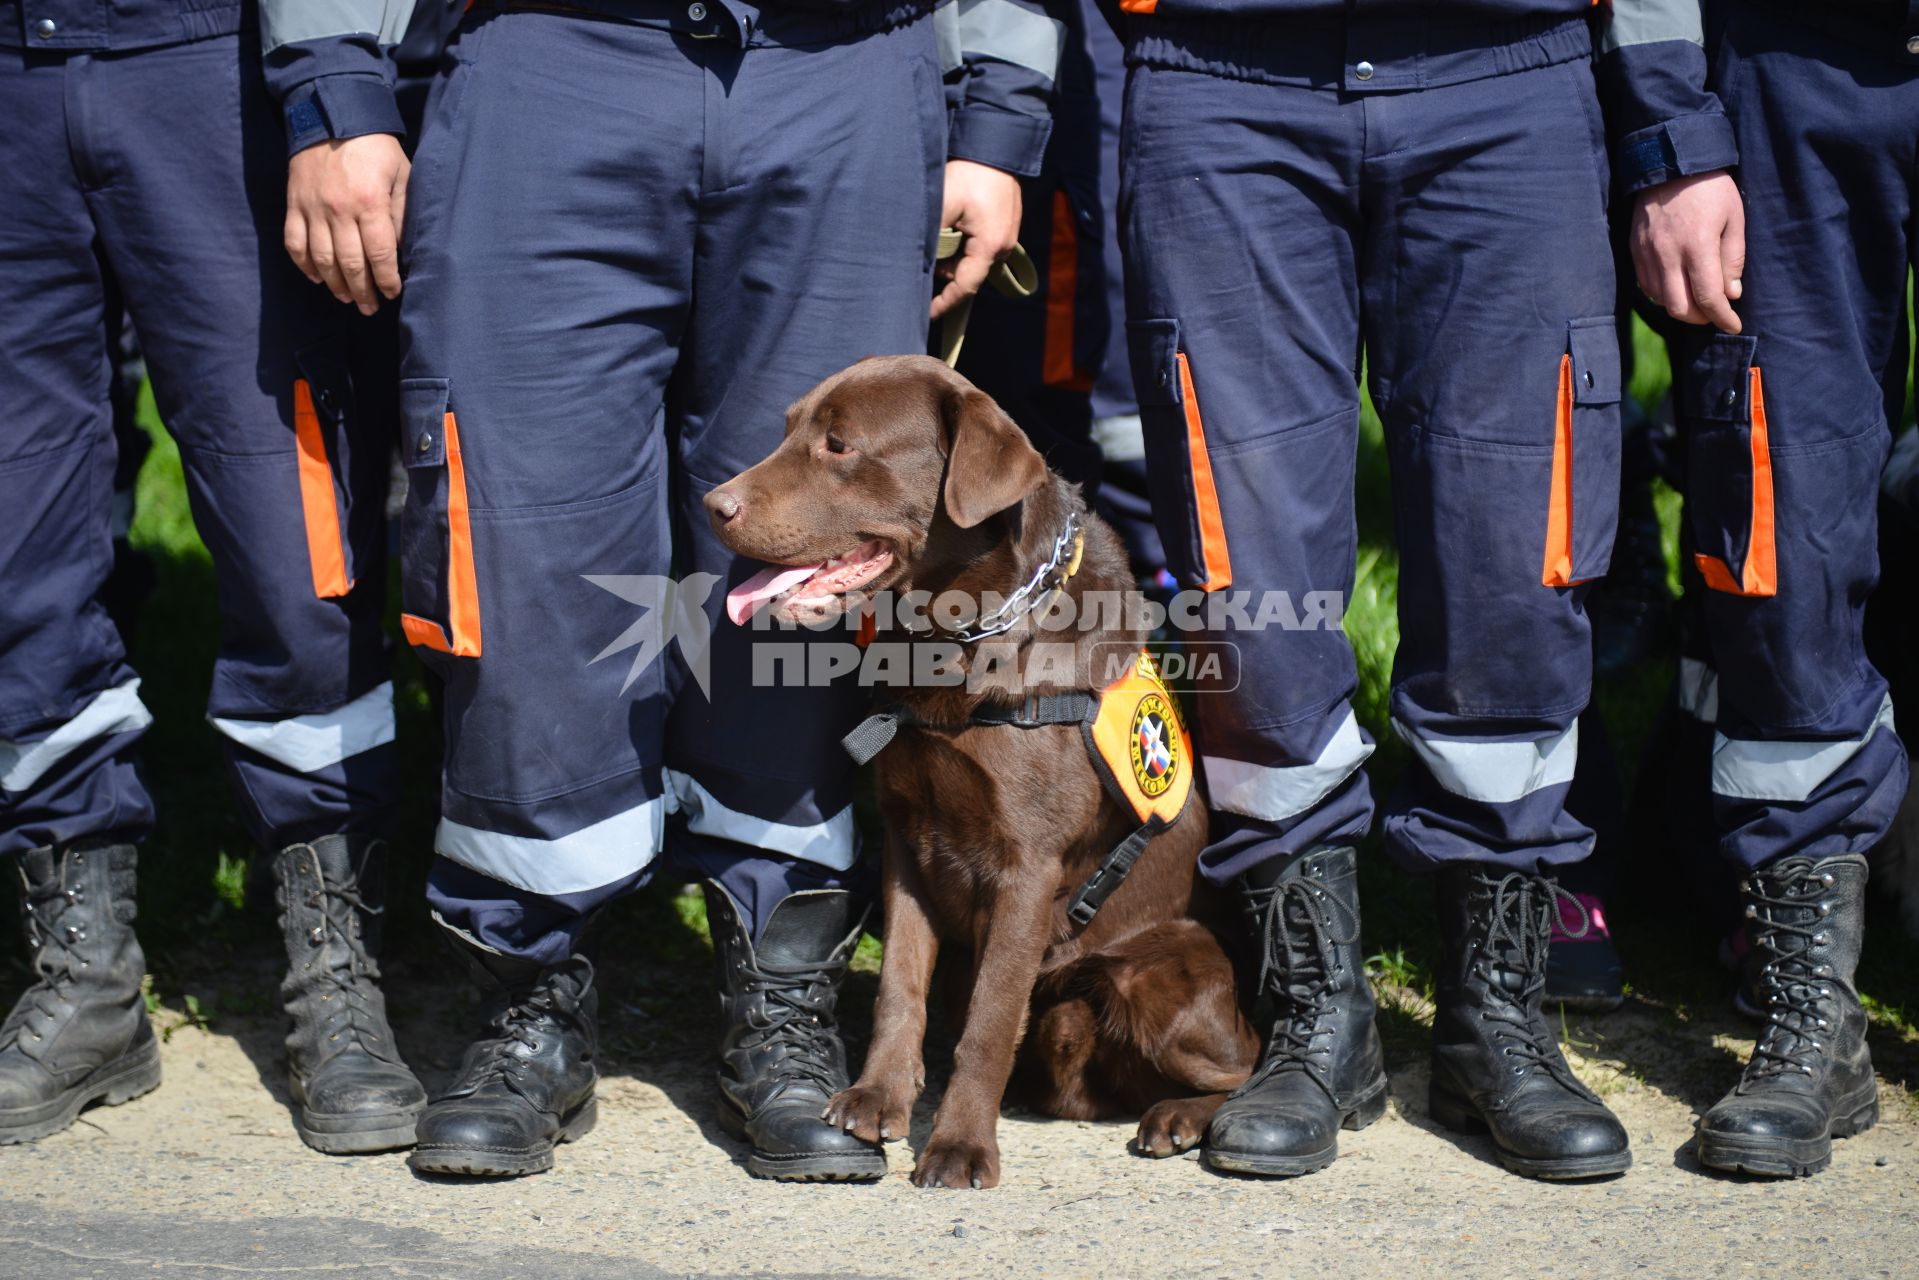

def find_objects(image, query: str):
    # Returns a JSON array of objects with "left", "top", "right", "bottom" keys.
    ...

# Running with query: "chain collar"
[{"left": 939, "top": 512, "right": 1085, "bottom": 643}]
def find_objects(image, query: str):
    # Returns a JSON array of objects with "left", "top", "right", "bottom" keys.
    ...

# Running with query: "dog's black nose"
[{"left": 707, "top": 489, "right": 741, "bottom": 524}]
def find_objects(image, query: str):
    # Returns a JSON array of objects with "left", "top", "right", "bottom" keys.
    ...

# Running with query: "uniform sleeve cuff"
[
  {"left": 1616, "top": 113, "right": 1740, "bottom": 196},
  {"left": 285, "top": 76, "right": 407, "bottom": 156},
  {"left": 947, "top": 106, "right": 1053, "bottom": 179}
]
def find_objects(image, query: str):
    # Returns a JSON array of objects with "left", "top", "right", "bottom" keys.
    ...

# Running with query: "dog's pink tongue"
[{"left": 725, "top": 563, "right": 823, "bottom": 625}]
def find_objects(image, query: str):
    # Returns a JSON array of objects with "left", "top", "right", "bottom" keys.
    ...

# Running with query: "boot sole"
[
  {"left": 0, "top": 1034, "right": 163, "bottom": 1145},
  {"left": 295, "top": 1102, "right": 428, "bottom": 1156},
  {"left": 407, "top": 1096, "right": 598, "bottom": 1178},
  {"left": 716, "top": 1102, "right": 887, "bottom": 1182},
  {"left": 1203, "top": 1073, "right": 1389, "bottom": 1179},
  {"left": 1695, "top": 1091, "right": 1879, "bottom": 1179},
  {"left": 1428, "top": 1084, "right": 1631, "bottom": 1181}
]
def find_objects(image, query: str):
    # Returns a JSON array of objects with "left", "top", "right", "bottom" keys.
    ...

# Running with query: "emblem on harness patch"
[{"left": 1129, "top": 693, "right": 1179, "bottom": 798}]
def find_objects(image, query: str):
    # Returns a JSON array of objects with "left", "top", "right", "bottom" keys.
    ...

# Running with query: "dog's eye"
[{"left": 824, "top": 434, "right": 850, "bottom": 456}]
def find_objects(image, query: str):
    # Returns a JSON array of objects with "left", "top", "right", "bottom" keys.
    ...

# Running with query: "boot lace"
[
  {"left": 300, "top": 875, "right": 395, "bottom": 1060},
  {"left": 0, "top": 869, "right": 83, "bottom": 1051},
  {"left": 1471, "top": 872, "right": 1591, "bottom": 1096},
  {"left": 1237, "top": 871, "right": 1356, "bottom": 1097},
  {"left": 468, "top": 980, "right": 583, "bottom": 1092},
  {"left": 1742, "top": 861, "right": 1838, "bottom": 1082},
  {"left": 739, "top": 959, "right": 844, "bottom": 1100}
]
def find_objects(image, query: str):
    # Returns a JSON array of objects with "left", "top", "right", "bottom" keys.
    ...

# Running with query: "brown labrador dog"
[{"left": 705, "top": 356, "right": 1257, "bottom": 1189}]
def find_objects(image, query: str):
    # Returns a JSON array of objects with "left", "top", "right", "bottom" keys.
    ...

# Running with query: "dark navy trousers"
[
  {"left": 1119, "top": 20, "right": 1621, "bottom": 883},
  {"left": 401, "top": 8, "right": 942, "bottom": 963},
  {"left": 0, "top": 34, "right": 398, "bottom": 861},
  {"left": 1666, "top": 2, "right": 1912, "bottom": 871}
]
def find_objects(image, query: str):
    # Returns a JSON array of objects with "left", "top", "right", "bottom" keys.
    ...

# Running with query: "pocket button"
[{"left": 417, "top": 431, "right": 435, "bottom": 456}]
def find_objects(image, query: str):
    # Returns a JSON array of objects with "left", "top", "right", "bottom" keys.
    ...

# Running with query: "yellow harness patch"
[{"left": 1084, "top": 651, "right": 1193, "bottom": 829}]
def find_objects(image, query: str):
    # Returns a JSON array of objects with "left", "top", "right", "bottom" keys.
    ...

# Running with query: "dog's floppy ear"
[{"left": 940, "top": 387, "right": 1048, "bottom": 529}]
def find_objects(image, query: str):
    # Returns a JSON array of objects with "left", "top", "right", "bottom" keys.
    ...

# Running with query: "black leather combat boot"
[
  {"left": 409, "top": 946, "right": 598, "bottom": 1177},
  {"left": 271, "top": 835, "right": 426, "bottom": 1153},
  {"left": 0, "top": 841, "right": 161, "bottom": 1143},
  {"left": 1205, "top": 847, "right": 1388, "bottom": 1177},
  {"left": 1697, "top": 854, "right": 1876, "bottom": 1177},
  {"left": 1429, "top": 867, "right": 1630, "bottom": 1179},
  {"left": 703, "top": 883, "right": 884, "bottom": 1181}
]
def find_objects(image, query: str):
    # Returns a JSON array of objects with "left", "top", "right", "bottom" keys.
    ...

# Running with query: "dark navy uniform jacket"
[{"left": 254, "top": 0, "right": 1070, "bottom": 175}]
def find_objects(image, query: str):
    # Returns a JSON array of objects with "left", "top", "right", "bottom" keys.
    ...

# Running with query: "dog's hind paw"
[
  {"left": 1134, "top": 1097, "right": 1217, "bottom": 1158},
  {"left": 912, "top": 1133, "right": 1001, "bottom": 1190},
  {"left": 823, "top": 1083, "right": 913, "bottom": 1145}
]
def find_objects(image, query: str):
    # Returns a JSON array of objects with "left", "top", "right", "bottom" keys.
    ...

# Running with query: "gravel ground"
[{"left": 1, "top": 958, "right": 1915, "bottom": 1280}]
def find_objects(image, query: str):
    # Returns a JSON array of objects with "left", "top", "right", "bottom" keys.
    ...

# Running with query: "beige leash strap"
[{"left": 936, "top": 228, "right": 1038, "bottom": 369}]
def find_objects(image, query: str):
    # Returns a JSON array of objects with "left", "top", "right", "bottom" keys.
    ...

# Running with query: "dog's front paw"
[
  {"left": 912, "top": 1132, "right": 1001, "bottom": 1189},
  {"left": 1134, "top": 1097, "right": 1214, "bottom": 1158},
  {"left": 823, "top": 1083, "right": 913, "bottom": 1144}
]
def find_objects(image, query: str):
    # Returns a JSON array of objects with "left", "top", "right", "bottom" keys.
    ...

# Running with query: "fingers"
[
  {"left": 360, "top": 206, "right": 402, "bottom": 304},
  {"left": 1686, "top": 243, "right": 1741, "bottom": 334},
  {"left": 305, "top": 216, "right": 351, "bottom": 309},
  {"left": 388, "top": 152, "right": 411, "bottom": 276},
  {"left": 1721, "top": 194, "right": 1747, "bottom": 305},
  {"left": 929, "top": 244, "right": 993, "bottom": 319},
  {"left": 329, "top": 216, "right": 379, "bottom": 315},
  {"left": 283, "top": 209, "right": 319, "bottom": 286}
]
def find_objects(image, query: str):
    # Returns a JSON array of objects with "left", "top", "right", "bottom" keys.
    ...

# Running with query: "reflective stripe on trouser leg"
[
  {"left": 208, "top": 681, "right": 396, "bottom": 774},
  {"left": 1712, "top": 695, "right": 1898, "bottom": 803},
  {"left": 1204, "top": 710, "right": 1374, "bottom": 824},
  {"left": 665, "top": 770, "right": 857, "bottom": 872},
  {"left": 1, "top": 682, "right": 153, "bottom": 796},
  {"left": 1392, "top": 718, "right": 1579, "bottom": 806}
]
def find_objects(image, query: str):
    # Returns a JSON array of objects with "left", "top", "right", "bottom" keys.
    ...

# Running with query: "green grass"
[{"left": 6, "top": 316, "right": 1914, "bottom": 1099}]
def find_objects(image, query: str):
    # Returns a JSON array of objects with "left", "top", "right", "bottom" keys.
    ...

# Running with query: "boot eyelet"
[
  {"left": 1816, "top": 903, "right": 1831, "bottom": 917},
  {"left": 1744, "top": 905, "right": 1758, "bottom": 918},
  {"left": 1819, "top": 873, "right": 1835, "bottom": 887},
  {"left": 310, "top": 927, "right": 325, "bottom": 944},
  {"left": 1813, "top": 933, "right": 1829, "bottom": 946}
]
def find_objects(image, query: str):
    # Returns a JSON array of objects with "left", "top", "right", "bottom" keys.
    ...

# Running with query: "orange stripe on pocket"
[
  {"left": 1042, "top": 191, "right": 1092, "bottom": 393},
  {"left": 401, "top": 614, "right": 453, "bottom": 652},
  {"left": 1541, "top": 354, "right": 1576, "bottom": 587},
  {"left": 1694, "top": 366, "right": 1777, "bottom": 597},
  {"left": 1175, "top": 352, "right": 1232, "bottom": 591},
  {"left": 293, "top": 378, "right": 352, "bottom": 599},
  {"left": 1119, "top": 0, "right": 1158, "bottom": 10},
  {"left": 442, "top": 411, "right": 483, "bottom": 656}
]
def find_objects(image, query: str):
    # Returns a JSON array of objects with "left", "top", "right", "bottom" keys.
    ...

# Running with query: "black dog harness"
[{"left": 842, "top": 651, "right": 1194, "bottom": 926}]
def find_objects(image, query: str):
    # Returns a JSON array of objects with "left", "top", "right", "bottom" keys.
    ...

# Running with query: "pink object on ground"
[{"left": 1551, "top": 892, "right": 1610, "bottom": 943}]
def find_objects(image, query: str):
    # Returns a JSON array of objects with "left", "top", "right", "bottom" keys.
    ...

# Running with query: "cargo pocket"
[
  {"left": 1678, "top": 332, "right": 1775, "bottom": 597},
  {"left": 1540, "top": 317, "right": 1623, "bottom": 586},
  {"left": 291, "top": 342, "right": 359, "bottom": 599},
  {"left": 1126, "top": 318, "right": 1232, "bottom": 591},
  {"left": 398, "top": 378, "right": 482, "bottom": 657}
]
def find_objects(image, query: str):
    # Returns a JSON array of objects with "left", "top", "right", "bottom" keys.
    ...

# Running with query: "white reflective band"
[
  {"left": 1204, "top": 710, "right": 1374, "bottom": 823},
  {"left": 436, "top": 796, "right": 668, "bottom": 897},
  {"left": 1599, "top": 0, "right": 1705, "bottom": 53},
  {"left": 0, "top": 680, "right": 153, "bottom": 795},
  {"left": 1677, "top": 657, "right": 1719, "bottom": 723},
  {"left": 1394, "top": 717, "right": 1580, "bottom": 805},
  {"left": 209, "top": 681, "right": 397, "bottom": 775},
  {"left": 1091, "top": 413, "right": 1146, "bottom": 464},
  {"left": 666, "top": 769, "right": 859, "bottom": 871},
  {"left": 957, "top": 0, "right": 1065, "bottom": 81},
  {"left": 1712, "top": 694, "right": 1897, "bottom": 804}
]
